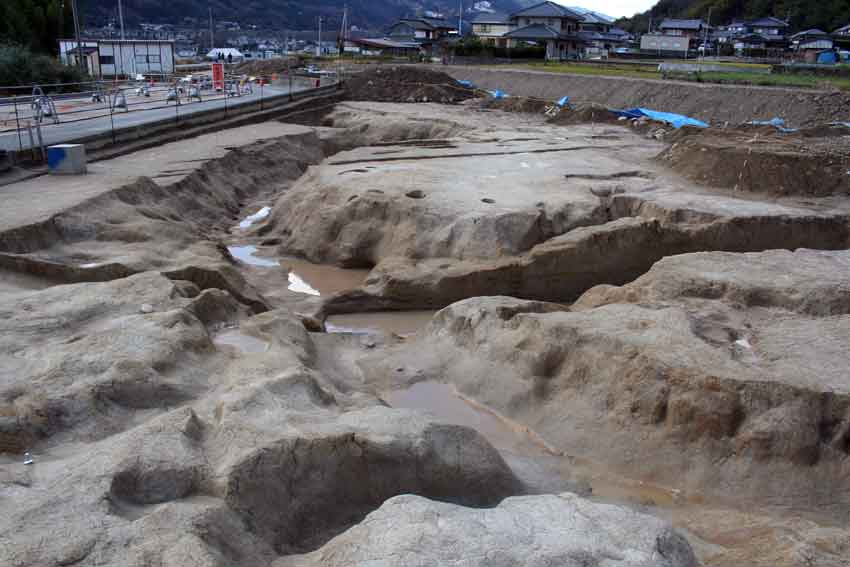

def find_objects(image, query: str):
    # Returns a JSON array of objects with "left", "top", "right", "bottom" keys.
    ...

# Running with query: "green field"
[{"left": 519, "top": 61, "right": 850, "bottom": 91}]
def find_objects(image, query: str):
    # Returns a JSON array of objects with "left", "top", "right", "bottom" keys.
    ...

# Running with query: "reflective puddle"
[
  {"left": 213, "top": 328, "right": 269, "bottom": 354},
  {"left": 277, "top": 257, "right": 368, "bottom": 296},
  {"left": 237, "top": 206, "right": 271, "bottom": 229},
  {"left": 228, "top": 246, "right": 368, "bottom": 297},
  {"left": 228, "top": 245, "right": 279, "bottom": 268},
  {"left": 383, "top": 381, "right": 544, "bottom": 456},
  {"left": 325, "top": 311, "right": 436, "bottom": 336}
]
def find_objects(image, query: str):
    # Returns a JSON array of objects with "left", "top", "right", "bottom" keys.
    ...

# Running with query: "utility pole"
[
  {"left": 317, "top": 16, "right": 322, "bottom": 57},
  {"left": 117, "top": 0, "right": 125, "bottom": 40},
  {"left": 458, "top": 0, "right": 462, "bottom": 35},
  {"left": 209, "top": 6, "right": 214, "bottom": 51},
  {"left": 702, "top": 6, "right": 712, "bottom": 61},
  {"left": 71, "top": 0, "right": 83, "bottom": 71}
]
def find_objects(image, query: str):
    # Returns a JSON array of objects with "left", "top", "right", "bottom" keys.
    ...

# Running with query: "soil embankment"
[{"left": 441, "top": 65, "right": 850, "bottom": 127}]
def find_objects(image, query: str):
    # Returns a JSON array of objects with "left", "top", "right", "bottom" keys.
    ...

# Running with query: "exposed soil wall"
[{"left": 441, "top": 66, "right": 850, "bottom": 127}]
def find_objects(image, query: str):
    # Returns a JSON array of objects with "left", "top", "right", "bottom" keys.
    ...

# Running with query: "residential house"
[
  {"left": 833, "top": 23, "right": 850, "bottom": 50},
  {"left": 576, "top": 11, "right": 631, "bottom": 57},
  {"left": 486, "top": 1, "right": 586, "bottom": 60},
  {"left": 471, "top": 12, "right": 513, "bottom": 47},
  {"left": 791, "top": 29, "right": 835, "bottom": 62},
  {"left": 387, "top": 17, "right": 456, "bottom": 43},
  {"left": 750, "top": 16, "right": 789, "bottom": 38},
  {"left": 658, "top": 19, "right": 707, "bottom": 43}
]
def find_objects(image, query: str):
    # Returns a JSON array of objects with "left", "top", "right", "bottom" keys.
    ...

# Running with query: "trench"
[{"left": 3, "top": 106, "right": 850, "bottom": 566}]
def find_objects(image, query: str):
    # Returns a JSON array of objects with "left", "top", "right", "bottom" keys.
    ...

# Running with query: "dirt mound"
[
  {"left": 344, "top": 66, "right": 475, "bottom": 104},
  {"left": 547, "top": 102, "right": 621, "bottom": 125},
  {"left": 234, "top": 57, "right": 302, "bottom": 77},
  {"left": 658, "top": 127, "right": 850, "bottom": 196},
  {"left": 481, "top": 96, "right": 551, "bottom": 114}
]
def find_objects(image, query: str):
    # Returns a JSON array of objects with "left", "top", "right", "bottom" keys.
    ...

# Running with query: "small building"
[
  {"left": 471, "top": 12, "right": 513, "bottom": 47},
  {"left": 344, "top": 38, "right": 421, "bottom": 57},
  {"left": 640, "top": 34, "right": 690, "bottom": 56},
  {"left": 59, "top": 39, "right": 175, "bottom": 78},
  {"left": 791, "top": 29, "right": 834, "bottom": 54},
  {"left": 206, "top": 47, "right": 244, "bottom": 62}
]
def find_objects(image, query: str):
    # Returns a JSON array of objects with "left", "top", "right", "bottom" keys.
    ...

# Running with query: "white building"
[
  {"left": 206, "top": 48, "right": 245, "bottom": 62},
  {"left": 59, "top": 39, "right": 175, "bottom": 78}
]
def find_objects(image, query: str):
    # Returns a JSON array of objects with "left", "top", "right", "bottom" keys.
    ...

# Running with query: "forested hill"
[
  {"left": 82, "top": 0, "right": 531, "bottom": 32},
  {"left": 618, "top": 0, "right": 850, "bottom": 34}
]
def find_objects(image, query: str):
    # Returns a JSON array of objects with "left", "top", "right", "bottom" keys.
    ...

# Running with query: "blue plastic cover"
[
  {"left": 456, "top": 79, "right": 474, "bottom": 88},
  {"left": 556, "top": 96, "right": 570, "bottom": 107},
  {"left": 489, "top": 89, "right": 508, "bottom": 99},
  {"left": 817, "top": 51, "right": 838, "bottom": 64},
  {"left": 612, "top": 107, "right": 709, "bottom": 129},
  {"left": 748, "top": 117, "right": 797, "bottom": 133}
]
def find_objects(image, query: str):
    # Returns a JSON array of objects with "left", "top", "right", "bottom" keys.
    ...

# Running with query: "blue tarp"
[
  {"left": 747, "top": 117, "right": 797, "bottom": 133},
  {"left": 456, "top": 79, "right": 474, "bottom": 88},
  {"left": 817, "top": 51, "right": 838, "bottom": 65},
  {"left": 489, "top": 89, "right": 508, "bottom": 99},
  {"left": 556, "top": 96, "right": 570, "bottom": 107},
  {"left": 613, "top": 107, "right": 709, "bottom": 129}
]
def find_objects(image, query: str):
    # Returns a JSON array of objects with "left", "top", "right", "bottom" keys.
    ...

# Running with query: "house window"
[
  {"left": 479, "top": 24, "right": 490, "bottom": 32},
  {"left": 148, "top": 54, "right": 161, "bottom": 63},
  {"left": 100, "top": 55, "right": 115, "bottom": 64},
  {"left": 548, "top": 19, "right": 555, "bottom": 26}
]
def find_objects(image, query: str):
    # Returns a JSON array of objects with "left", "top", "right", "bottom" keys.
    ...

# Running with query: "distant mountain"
[
  {"left": 83, "top": 0, "right": 533, "bottom": 31},
  {"left": 617, "top": 0, "right": 850, "bottom": 34}
]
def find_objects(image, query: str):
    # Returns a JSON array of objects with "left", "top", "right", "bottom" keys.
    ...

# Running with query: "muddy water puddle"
[
  {"left": 213, "top": 328, "right": 269, "bottom": 354},
  {"left": 228, "top": 245, "right": 368, "bottom": 297},
  {"left": 325, "top": 311, "right": 435, "bottom": 336},
  {"left": 383, "top": 380, "right": 685, "bottom": 511},
  {"left": 383, "top": 381, "right": 546, "bottom": 456}
]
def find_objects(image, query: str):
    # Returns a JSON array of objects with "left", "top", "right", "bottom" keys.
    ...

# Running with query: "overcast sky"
[{"left": 568, "top": 0, "right": 658, "bottom": 18}]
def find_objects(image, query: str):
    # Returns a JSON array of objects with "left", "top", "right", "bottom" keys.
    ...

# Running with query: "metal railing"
[{"left": 0, "top": 70, "right": 341, "bottom": 163}]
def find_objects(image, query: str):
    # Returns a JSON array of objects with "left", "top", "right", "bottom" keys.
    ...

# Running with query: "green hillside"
[{"left": 619, "top": 0, "right": 850, "bottom": 34}]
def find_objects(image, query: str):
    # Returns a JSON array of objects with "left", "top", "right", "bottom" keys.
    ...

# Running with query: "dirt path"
[{"left": 442, "top": 65, "right": 850, "bottom": 127}]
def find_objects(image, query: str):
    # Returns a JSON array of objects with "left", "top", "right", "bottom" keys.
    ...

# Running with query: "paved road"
[{"left": 0, "top": 83, "right": 313, "bottom": 152}]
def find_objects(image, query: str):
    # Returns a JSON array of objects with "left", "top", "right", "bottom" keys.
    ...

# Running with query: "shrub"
[{"left": 0, "top": 43, "right": 89, "bottom": 91}]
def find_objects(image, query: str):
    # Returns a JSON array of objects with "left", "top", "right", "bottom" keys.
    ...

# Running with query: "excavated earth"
[{"left": 1, "top": 93, "right": 850, "bottom": 567}]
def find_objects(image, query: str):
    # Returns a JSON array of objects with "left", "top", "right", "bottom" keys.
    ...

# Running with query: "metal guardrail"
[{"left": 1, "top": 76, "right": 341, "bottom": 162}]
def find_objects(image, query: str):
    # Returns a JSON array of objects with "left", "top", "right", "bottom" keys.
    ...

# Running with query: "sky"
[{"left": 565, "top": 1, "right": 658, "bottom": 18}]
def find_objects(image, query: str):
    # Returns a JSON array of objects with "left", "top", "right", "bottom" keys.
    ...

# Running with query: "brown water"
[
  {"left": 325, "top": 311, "right": 436, "bottom": 336},
  {"left": 227, "top": 245, "right": 368, "bottom": 297},
  {"left": 213, "top": 328, "right": 269, "bottom": 354},
  {"left": 383, "top": 380, "right": 683, "bottom": 509},
  {"left": 383, "top": 381, "right": 544, "bottom": 456},
  {"left": 277, "top": 257, "right": 369, "bottom": 296}
]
